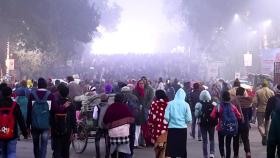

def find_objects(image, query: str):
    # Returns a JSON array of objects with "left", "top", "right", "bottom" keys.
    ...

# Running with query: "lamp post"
[
  {"left": 5, "top": 41, "right": 10, "bottom": 75},
  {"left": 262, "top": 20, "right": 272, "bottom": 49}
]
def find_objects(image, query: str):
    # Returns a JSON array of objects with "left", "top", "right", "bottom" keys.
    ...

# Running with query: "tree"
[{"left": 0, "top": 0, "right": 100, "bottom": 57}]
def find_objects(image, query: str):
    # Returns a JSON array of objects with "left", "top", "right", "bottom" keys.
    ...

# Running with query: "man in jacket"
[
  {"left": 51, "top": 84, "right": 77, "bottom": 158},
  {"left": 266, "top": 84, "right": 280, "bottom": 122},
  {"left": 26, "top": 78, "right": 56, "bottom": 158},
  {"left": 255, "top": 80, "right": 274, "bottom": 145},
  {"left": 93, "top": 93, "right": 110, "bottom": 158},
  {"left": 267, "top": 102, "right": 280, "bottom": 158},
  {"left": 121, "top": 86, "right": 140, "bottom": 157},
  {"left": 190, "top": 83, "right": 202, "bottom": 140}
]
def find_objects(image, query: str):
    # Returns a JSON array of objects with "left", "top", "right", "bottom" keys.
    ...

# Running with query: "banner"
[
  {"left": 244, "top": 53, "right": 252, "bottom": 67},
  {"left": 261, "top": 48, "right": 280, "bottom": 74},
  {"left": 5, "top": 59, "right": 15, "bottom": 71}
]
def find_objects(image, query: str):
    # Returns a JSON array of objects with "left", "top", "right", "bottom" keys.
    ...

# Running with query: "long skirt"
[{"left": 165, "top": 128, "right": 187, "bottom": 158}]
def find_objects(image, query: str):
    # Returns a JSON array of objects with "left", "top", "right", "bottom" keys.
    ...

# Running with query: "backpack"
[
  {"left": 200, "top": 101, "right": 218, "bottom": 127},
  {"left": 31, "top": 91, "right": 51, "bottom": 130},
  {"left": 53, "top": 113, "right": 68, "bottom": 136},
  {"left": 16, "top": 96, "right": 28, "bottom": 121},
  {"left": 0, "top": 102, "right": 17, "bottom": 139},
  {"left": 220, "top": 103, "right": 238, "bottom": 136},
  {"left": 127, "top": 97, "right": 141, "bottom": 119}
]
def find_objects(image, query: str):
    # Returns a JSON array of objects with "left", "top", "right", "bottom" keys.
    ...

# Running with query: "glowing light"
[
  {"left": 251, "top": 30, "right": 257, "bottom": 35},
  {"left": 233, "top": 14, "right": 240, "bottom": 21},
  {"left": 91, "top": 23, "right": 158, "bottom": 54},
  {"left": 90, "top": 0, "right": 185, "bottom": 55},
  {"left": 263, "top": 19, "right": 272, "bottom": 28}
]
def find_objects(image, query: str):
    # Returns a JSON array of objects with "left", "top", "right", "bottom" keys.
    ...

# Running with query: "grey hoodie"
[{"left": 195, "top": 90, "right": 217, "bottom": 118}]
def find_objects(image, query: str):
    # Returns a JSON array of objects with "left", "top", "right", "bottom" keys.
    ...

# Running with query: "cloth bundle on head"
[
  {"left": 88, "top": 85, "right": 96, "bottom": 92},
  {"left": 127, "top": 84, "right": 134, "bottom": 90},
  {"left": 121, "top": 86, "right": 131, "bottom": 92}
]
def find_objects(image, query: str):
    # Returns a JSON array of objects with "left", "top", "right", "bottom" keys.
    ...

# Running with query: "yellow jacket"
[{"left": 255, "top": 87, "right": 274, "bottom": 113}]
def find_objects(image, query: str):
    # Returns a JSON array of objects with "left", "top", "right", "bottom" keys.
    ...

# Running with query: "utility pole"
[{"left": 5, "top": 40, "right": 10, "bottom": 75}]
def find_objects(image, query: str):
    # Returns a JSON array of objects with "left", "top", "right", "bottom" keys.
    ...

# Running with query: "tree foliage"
[
  {"left": 182, "top": 0, "right": 246, "bottom": 46},
  {"left": 0, "top": 0, "right": 100, "bottom": 56}
]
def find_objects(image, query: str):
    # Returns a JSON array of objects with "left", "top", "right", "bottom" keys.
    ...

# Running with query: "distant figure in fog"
[
  {"left": 172, "top": 78, "right": 181, "bottom": 93},
  {"left": 165, "top": 79, "right": 175, "bottom": 101},
  {"left": 189, "top": 83, "right": 202, "bottom": 141},
  {"left": 156, "top": 77, "right": 165, "bottom": 91}
]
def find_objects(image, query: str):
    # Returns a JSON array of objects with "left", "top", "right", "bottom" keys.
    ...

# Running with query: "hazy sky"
[{"left": 91, "top": 0, "right": 184, "bottom": 54}]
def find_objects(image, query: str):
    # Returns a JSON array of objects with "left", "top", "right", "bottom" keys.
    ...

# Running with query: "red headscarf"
[{"left": 135, "top": 80, "right": 145, "bottom": 97}]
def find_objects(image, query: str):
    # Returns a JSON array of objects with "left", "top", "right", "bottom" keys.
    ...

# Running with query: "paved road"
[{"left": 17, "top": 125, "right": 267, "bottom": 158}]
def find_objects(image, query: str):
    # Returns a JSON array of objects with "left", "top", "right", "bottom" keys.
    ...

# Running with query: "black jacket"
[
  {"left": 0, "top": 97, "right": 28, "bottom": 140},
  {"left": 190, "top": 90, "right": 201, "bottom": 112},
  {"left": 266, "top": 94, "right": 280, "bottom": 121}
]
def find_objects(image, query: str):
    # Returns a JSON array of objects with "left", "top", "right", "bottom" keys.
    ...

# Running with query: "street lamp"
[
  {"left": 233, "top": 13, "right": 240, "bottom": 22},
  {"left": 263, "top": 20, "right": 272, "bottom": 29}
]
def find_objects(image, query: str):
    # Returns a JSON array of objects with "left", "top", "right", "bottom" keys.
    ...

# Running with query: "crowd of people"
[
  {"left": 0, "top": 76, "right": 279, "bottom": 158},
  {"left": 79, "top": 53, "right": 202, "bottom": 81}
]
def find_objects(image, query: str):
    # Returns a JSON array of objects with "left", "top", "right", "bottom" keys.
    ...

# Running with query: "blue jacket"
[{"left": 164, "top": 88, "right": 192, "bottom": 128}]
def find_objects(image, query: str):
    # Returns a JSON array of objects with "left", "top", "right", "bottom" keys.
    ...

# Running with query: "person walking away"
[
  {"left": 15, "top": 85, "right": 29, "bottom": 124},
  {"left": 92, "top": 93, "right": 110, "bottom": 158},
  {"left": 232, "top": 87, "right": 253, "bottom": 158},
  {"left": 51, "top": 84, "right": 77, "bottom": 158},
  {"left": 0, "top": 83, "right": 8, "bottom": 98},
  {"left": 121, "top": 86, "right": 141, "bottom": 158},
  {"left": 211, "top": 91, "right": 241, "bottom": 158},
  {"left": 67, "top": 76, "right": 83, "bottom": 123},
  {"left": 267, "top": 100, "right": 280, "bottom": 158},
  {"left": 148, "top": 90, "right": 169, "bottom": 158},
  {"left": 172, "top": 78, "right": 181, "bottom": 93},
  {"left": 103, "top": 93, "right": 135, "bottom": 158},
  {"left": 195, "top": 90, "right": 218, "bottom": 158},
  {"left": 254, "top": 80, "right": 274, "bottom": 145},
  {"left": 211, "top": 83, "right": 221, "bottom": 104},
  {"left": 266, "top": 84, "right": 280, "bottom": 125},
  {"left": 190, "top": 83, "right": 202, "bottom": 141},
  {"left": 0, "top": 87, "right": 28, "bottom": 158},
  {"left": 165, "top": 80, "right": 175, "bottom": 101},
  {"left": 26, "top": 78, "right": 56, "bottom": 158},
  {"left": 164, "top": 88, "right": 192, "bottom": 158},
  {"left": 156, "top": 77, "right": 165, "bottom": 91},
  {"left": 183, "top": 81, "right": 192, "bottom": 104},
  {"left": 228, "top": 79, "right": 241, "bottom": 100}
]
